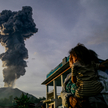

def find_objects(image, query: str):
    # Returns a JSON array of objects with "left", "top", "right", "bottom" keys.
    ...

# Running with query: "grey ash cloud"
[{"left": 0, "top": 6, "right": 38, "bottom": 87}]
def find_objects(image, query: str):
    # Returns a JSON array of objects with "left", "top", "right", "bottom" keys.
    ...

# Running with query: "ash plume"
[{"left": 0, "top": 6, "right": 38, "bottom": 87}]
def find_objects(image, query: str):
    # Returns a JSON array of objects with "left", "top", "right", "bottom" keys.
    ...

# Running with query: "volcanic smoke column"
[{"left": 0, "top": 6, "right": 38, "bottom": 87}]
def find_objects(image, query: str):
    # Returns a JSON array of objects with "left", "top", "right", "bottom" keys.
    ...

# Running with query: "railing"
[
  {"left": 47, "top": 90, "right": 54, "bottom": 100},
  {"left": 47, "top": 90, "right": 61, "bottom": 100}
]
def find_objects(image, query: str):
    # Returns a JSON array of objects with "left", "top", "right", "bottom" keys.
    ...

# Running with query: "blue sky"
[{"left": 0, "top": 0, "right": 108, "bottom": 98}]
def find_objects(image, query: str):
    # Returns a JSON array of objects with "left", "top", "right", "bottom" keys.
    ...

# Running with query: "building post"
[
  {"left": 46, "top": 85, "right": 48, "bottom": 108},
  {"left": 53, "top": 80, "right": 57, "bottom": 108},
  {"left": 61, "top": 74, "right": 64, "bottom": 88}
]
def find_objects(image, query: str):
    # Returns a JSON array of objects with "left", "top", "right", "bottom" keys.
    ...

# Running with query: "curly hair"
[
  {"left": 89, "top": 49, "right": 99, "bottom": 63},
  {"left": 69, "top": 43, "right": 91, "bottom": 65}
]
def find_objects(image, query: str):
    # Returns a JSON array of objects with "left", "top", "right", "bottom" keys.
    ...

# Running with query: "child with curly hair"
[
  {"left": 68, "top": 43, "right": 104, "bottom": 108},
  {"left": 69, "top": 43, "right": 103, "bottom": 98}
]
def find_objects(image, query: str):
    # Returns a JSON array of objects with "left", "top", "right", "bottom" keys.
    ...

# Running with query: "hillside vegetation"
[{"left": 0, "top": 87, "right": 45, "bottom": 106}]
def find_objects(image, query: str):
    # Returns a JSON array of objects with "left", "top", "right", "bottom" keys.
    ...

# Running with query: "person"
[
  {"left": 68, "top": 43, "right": 104, "bottom": 108},
  {"left": 69, "top": 43, "right": 103, "bottom": 98},
  {"left": 88, "top": 49, "right": 108, "bottom": 107}
]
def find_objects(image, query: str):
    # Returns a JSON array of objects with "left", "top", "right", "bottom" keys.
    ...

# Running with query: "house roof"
[{"left": 41, "top": 61, "right": 70, "bottom": 86}]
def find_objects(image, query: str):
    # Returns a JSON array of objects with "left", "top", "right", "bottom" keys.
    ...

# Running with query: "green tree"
[{"left": 14, "top": 93, "right": 31, "bottom": 108}]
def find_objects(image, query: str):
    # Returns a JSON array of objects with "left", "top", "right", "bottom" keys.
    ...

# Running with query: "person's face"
[
  {"left": 73, "top": 56, "right": 77, "bottom": 63},
  {"left": 69, "top": 55, "right": 77, "bottom": 67},
  {"left": 69, "top": 55, "right": 73, "bottom": 68}
]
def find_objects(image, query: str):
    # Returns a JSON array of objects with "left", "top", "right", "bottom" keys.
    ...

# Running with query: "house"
[{"left": 41, "top": 56, "right": 71, "bottom": 108}]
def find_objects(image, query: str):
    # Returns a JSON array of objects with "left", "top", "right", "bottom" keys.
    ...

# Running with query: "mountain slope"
[{"left": 0, "top": 87, "right": 37, "bottom": 99}]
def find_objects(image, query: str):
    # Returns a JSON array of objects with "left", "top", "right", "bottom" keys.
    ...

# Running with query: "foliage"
[
  {"left": 0, "top": 95, "right": 14, "bottom": 106},
  {"left": 0, "top": 93, "right": 46, "bottom": 107},
  {"left": 38, "top": 97, "right": 46, "bottom": 102},
  {"left": 14, "top": 93, "right": 46, "bottom": 108},
  {"left": 14, "top": 93, "right": 31, "bottom": 108}
]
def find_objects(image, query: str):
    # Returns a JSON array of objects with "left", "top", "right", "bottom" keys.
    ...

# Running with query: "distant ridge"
[{"left": 0, "top": 87, "right": 37, "bottom": 99}]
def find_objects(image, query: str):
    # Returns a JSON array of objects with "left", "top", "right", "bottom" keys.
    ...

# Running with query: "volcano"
[{"left": 0, "top": 87, "right": 37, "bottom": 99}]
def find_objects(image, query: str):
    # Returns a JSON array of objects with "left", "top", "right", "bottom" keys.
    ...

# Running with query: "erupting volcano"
[{"left": 0, "top": 6, "right": 38, "bottom": 87}]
